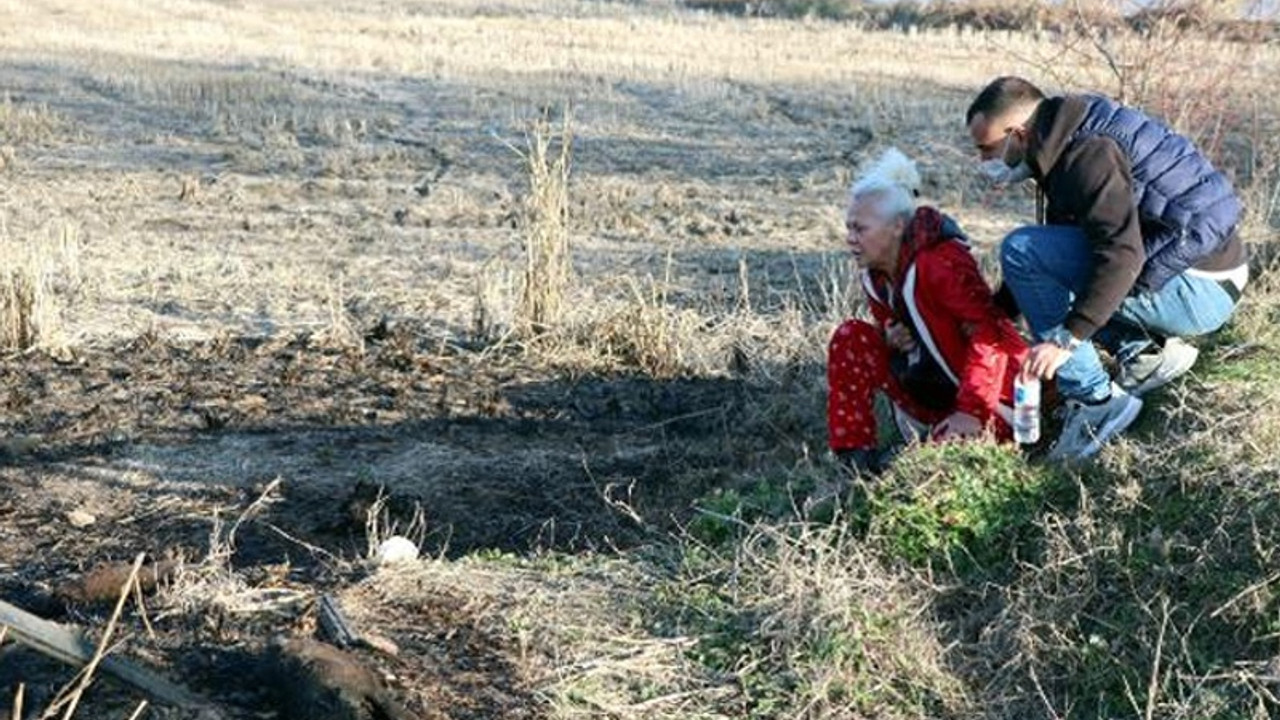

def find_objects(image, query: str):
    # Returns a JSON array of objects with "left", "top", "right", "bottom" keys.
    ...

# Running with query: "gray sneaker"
[
  {"left": 1117, "top": 337, "right": 1200, "bottom": 396},
  {"left": 1047, "top": 384, "right": 1143, "bottom": 461}
]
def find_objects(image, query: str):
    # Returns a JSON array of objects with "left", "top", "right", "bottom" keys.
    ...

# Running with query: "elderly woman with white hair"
[{"left": 829, "top": 148, "right": 1030, "bottom": 475}]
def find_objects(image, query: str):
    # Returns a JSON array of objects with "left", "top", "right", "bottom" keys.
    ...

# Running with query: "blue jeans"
[{"left": 1000, "top": 225, "right": 1239, "bottom": 402}]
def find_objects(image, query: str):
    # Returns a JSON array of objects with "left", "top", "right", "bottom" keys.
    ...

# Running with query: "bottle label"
[{"left": 1014, "top": 379, "right": 1040, "bottom": 405}]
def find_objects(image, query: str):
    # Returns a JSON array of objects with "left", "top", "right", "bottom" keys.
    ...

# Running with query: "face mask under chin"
[
  {"left": 979, "top": 131, "right": 1033, "bottom": 187},
  {"left": 979, "top": 159, "right": 1033, "bottom": 187}
]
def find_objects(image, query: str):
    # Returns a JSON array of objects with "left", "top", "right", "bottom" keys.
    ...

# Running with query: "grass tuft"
[
  {"left": 0, "top": 94, "right": 67, "bottom": 145},
  {"left": 518, "top": 108, "right": 575, "bottom": 334},
  {"left": 665, "top": 521, "right": 968, "bottom": 719},
  {"left": 0, "top": 223, "right": 79, "bottom": 353}
]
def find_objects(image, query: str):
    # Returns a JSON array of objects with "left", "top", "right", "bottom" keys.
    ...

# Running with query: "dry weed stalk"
[
  {"left": 316, "top": 274, "right": 365, "bottom": 352},
  {"left": 160, "top": 479, "right": 309, "bottom": 618},
  {"left": 517, "top": 107, "right": 574, "bottom": 333},
  {"left": 0, "top": 223, "right": 77, "bottom": 353},
  {"left": 362, "top": 486, "right": 428, "bottom": 561},
  {"left": 0, "top": 266, "right": 43, "bottom": 351},
  {"left": 41, "top": 554, "right": 145, "bottom": 720}
]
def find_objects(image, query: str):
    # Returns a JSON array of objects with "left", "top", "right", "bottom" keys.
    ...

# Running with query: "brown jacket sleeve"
[{"left": 1055, "top": 136, "right": 1145, "bottom": 340}]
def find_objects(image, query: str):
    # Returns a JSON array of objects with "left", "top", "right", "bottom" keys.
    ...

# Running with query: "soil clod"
[{"left": 268, "top": 636, "right": 417, "bottom": 720}]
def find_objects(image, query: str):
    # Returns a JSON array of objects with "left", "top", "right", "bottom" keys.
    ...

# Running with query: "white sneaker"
[
  {"left": 1117, "top": 338, "right": 1199, "bottom": 397},
  {"left": 1047, "top": 384, "right": 1143, "bottom": 461}
]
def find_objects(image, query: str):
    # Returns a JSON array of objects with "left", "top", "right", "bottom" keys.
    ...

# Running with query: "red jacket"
[{"left": 861, "top": 207, "right": 1028, "bottom": 428}]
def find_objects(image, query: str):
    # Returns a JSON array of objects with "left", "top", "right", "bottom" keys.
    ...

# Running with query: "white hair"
[{"left": 848, "top": 147, "right": 920, "bottom": 220}]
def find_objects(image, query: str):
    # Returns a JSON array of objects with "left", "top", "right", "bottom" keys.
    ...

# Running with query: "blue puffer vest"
[{"left": 1071, "top": 95, "right": 1242, "bottom": 292}]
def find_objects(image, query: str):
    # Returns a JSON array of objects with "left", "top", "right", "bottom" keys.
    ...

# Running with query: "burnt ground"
[{"left": 0, "top": 321, "right": 809, "bottom": 719}]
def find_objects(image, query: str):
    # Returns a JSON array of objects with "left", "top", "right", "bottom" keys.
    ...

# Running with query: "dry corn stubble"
[
  {"left": 0, "top": 223, "right": 80, "bottom": 354},
  {"left": 517, "top": 108, "right": 576, "bottom": 335}
]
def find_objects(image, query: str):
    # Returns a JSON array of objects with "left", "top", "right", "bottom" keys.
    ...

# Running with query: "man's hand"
[
  {"left": 931, "top": 411, "right": 984, "bottom": 441},
  {"left": 885, "top": 321, "right": 917, "bottom": 352},
  {"left": 1023, "top": 342, "right": 1074, "bottom": 381}
]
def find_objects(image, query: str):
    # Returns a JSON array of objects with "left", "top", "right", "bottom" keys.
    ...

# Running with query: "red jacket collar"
[{"left": 868, "top": 206, "right": 955, "bottom": 292}]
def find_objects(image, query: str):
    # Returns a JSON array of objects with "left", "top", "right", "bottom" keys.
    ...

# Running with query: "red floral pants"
[{"left": 826, "top": 319, "right": 948, "bottom": 451}]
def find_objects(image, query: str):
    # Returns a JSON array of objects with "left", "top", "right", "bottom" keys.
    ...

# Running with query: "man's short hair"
[{"left": 966, "top": 76, "right": 1046, "bottom": 125}]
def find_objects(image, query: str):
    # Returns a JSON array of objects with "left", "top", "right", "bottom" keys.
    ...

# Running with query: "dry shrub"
[
  {"left": 585, "top": 287, "right": 700, "bottom": 377},
  {"left": 160, "top": 479, "right": 310, "bottom": 619},
  {"left": 558, "top": 259, "right": 711, "bottom": 377},
  {"left": 1035, "top": 1, "right": 1254, "bottom": 145},
  {"left": 1011, "top": 0, "right": 1279, "bottom": 227},
  {"left": 517, "top": 108, "right": 575, "bottom": 333},
  {"left": 507, "top": 249, "right": 856, "bottom": 381},
  {"left": 521, "top": 286, "right": 714, "bottom": 377},
  {"left": 0, "top": 93, "right": 66, "bottom": 145},
  {"left": 0, "top": 223, "right": 79, "bottom": 352},
  {"left": 351, "top": 554, "right": 730, "bottom": 719},
  {"left": 716, "top": 521, "right": 968, "bottom": 718},
  {"left": 542, "top": 281, "right": 832, "bottom": 379}
]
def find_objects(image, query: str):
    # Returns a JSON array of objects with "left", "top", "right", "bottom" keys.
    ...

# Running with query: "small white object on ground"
[
  {"left": 66, "top": 510, "right": 96, "bottom": 528},
  {"left": 375, "top": 536, "right": 419, "bottom": 564}
]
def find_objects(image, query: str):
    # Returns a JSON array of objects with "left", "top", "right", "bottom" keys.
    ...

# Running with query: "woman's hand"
[
  {"left": 885, "top": 321, "right": 917, "bottom": 352},
  {"left": 931, "top": 411, "right": 984, "bottom": 442}
]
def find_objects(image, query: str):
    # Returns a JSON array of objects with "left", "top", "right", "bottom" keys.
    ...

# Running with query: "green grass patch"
[
  {"left": 688, "top": 475, "right": 810, "bottom": 545},
  {"left": 869, "top": 441, "right": 1071, "bottom": 572}
]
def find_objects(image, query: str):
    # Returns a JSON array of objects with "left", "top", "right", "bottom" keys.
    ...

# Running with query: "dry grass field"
[{"left": 0, "top": 0, "right": 1279, "bottom": 718}]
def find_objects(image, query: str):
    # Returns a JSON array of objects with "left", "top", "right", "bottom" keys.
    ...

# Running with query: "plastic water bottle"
[{"left": 1013, "top": 376, "right": 1041, "bottom": 445}]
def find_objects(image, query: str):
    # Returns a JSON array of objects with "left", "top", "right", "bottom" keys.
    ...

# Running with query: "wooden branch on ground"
[
  {"left": 317, "top": 594, "right": 356, "bottom": 649},
  {"left": 318, "top": 594, "right": 400, "bottom": 657},
  {"left": 0, "top": 598, "right": 207, "bottom": 710}
]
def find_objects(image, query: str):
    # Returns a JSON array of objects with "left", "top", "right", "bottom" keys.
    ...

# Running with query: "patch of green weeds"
[
  {"left": 688, "top": 473, "right": 815, "bottom": 545},
  {"left": 870, "top": 441, "right": 1071, "bottom": 572}
]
